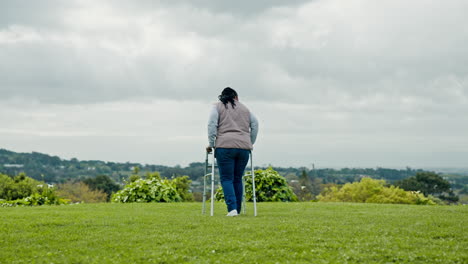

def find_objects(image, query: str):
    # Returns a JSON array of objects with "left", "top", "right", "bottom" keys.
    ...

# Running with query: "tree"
[
  {"left": 290, "top": 169, "right": 323, "bottom": 200},
  {"left": 295, "top": 169, "right": 313, "bottom": 201},
  {"left": 126, "top": 167, "right": 141, "bottom": 183},
  {"left": 396, "top": 172, "right": 457, "bottom": 203},
  {"left": 296, "top": 169, "right": 312, "bottom": 201},
  {"left": 83, "top": 175, "right": 120, "bottom": 200}
]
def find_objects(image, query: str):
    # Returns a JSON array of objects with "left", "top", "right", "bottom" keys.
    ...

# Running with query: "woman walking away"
[{"left": 207, "top": 87, "right": 259, "bottom": 217}]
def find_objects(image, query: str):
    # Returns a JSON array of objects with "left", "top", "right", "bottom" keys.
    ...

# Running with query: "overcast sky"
[{"left": 1, "top": 0, "right": 467, "bottom": 168}]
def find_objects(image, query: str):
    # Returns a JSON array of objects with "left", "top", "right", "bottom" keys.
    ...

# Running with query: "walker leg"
[
  {"left": 251, "top": 151, "right": 257, "bottom": 216},
  {"left": 242, "top": 175, "right": 246, "bottom": 214},
  {"left": 210, "top": 151, "right": 215, "bottom": 216},
  {"left": 202, "top": 152, "right": 208, "bottom": 214}
]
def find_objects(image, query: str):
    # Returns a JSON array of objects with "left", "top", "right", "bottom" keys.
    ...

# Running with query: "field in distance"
[{"left": 1, "top": 202, "right": 466, "bottom": 263}]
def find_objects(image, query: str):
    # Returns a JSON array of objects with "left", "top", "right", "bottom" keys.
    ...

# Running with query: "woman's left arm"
[
  {"left": 207, "top": 106, "right": 219, "bottom": 148},
  {"left": 250, "top": 112, "right": 259, "bottom": 145}
]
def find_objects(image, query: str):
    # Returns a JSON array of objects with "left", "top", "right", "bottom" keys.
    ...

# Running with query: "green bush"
[
  {"left": 396, "top": 172, "right": 451, "bottom": 196},
  {"left": 112, "top": 173, "right": 193, "bottom": 203},
  {"left": 317, "top": 177, "right": 436, "bottom": 205},
  {"left": 0, "top": 173, "right": 41, "bottom": 200},
  {"left": 56, "top": 181, "right": 108, "bottom": 203},
  {"left": 0, "top": 173, "right": 68, "bottom": 207},
  {"left": 215, "top": 167, "right": 298, "bottom": 202},
  {"left": 83, "top": 175, "right": 121, "bottom": 200},
  {"left": 172, "top": 176, "right": 194, "bottom": 202},
  {"left": 0, "top": 185, "right": 69, "bottom": 207}
]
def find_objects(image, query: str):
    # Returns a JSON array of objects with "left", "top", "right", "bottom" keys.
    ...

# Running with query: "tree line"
[
  {"left": 1, "top": 148, "right": 466, "bottom": 203},
  {"left": 0, "top": 148, "right": 453, "bottom": 184}
]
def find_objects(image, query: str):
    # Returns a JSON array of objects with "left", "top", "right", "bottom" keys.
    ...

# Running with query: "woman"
[{"left": 207, "top": 87, "right": 259, "bottom": 216}]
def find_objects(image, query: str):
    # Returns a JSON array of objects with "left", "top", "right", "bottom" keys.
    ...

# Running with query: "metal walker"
[{"left": 202, "top": 150, "right": 257, "bottom": 216}]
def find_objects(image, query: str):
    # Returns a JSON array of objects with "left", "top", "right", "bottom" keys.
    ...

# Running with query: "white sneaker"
[{"left": 226, "top": 210, "right": 238, "bottom": 217}]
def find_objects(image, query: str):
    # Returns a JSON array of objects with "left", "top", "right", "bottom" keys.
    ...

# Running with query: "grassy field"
[{"left": 0, "top": 202, "right": 466, "bottom": 264}]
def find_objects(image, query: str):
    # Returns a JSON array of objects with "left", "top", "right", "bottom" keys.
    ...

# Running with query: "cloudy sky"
[{"left": 1, "top": 0, "right": 467, "bottom": 168}]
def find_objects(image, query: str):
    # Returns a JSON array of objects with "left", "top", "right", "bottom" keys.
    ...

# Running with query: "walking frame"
[{"left": 202, "top": 149, "right": 257, "bottom": 216}]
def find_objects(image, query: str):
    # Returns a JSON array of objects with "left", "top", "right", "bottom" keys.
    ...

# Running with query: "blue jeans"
[{"left": 215, "top": 148, "right": 250, "bottom": 213}]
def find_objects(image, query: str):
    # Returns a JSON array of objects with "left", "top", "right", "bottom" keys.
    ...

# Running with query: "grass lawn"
[{"left": 0, "top": 202, "right": 466, "bottom": 263}]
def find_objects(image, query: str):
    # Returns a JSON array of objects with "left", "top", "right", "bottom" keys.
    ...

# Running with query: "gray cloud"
[
  {"left": 1, "top": 0, "right": 467, "bottom": 106},
  {"left": 115, "top": 0, "right": 314, "bottom": 17},
  {"left": 0, "top": 1, "right": 75, "bottom": 28},
  {"left": 1, "top": 0, "right": 467, "bottom": 167}
]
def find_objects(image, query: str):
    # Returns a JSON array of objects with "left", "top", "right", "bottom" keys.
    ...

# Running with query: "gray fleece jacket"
[{"left": 208, "top": 101, "right": 259, "bottom": 149}]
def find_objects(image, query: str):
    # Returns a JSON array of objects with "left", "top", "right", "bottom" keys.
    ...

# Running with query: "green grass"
[{"left": 0, "top": 203, "right": 466, "bottom": 264}]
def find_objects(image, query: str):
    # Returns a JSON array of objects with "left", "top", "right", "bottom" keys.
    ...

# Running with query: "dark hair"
[{"left": 218, "top": 87, "right": 238, "bottom": 108}]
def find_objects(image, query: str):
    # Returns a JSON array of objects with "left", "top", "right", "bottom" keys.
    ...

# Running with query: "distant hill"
[
  {"left": 1, "top": 149, "right": 466, "bottom": 195},
  {"left": 0, "top": 148, "right": 204, "bottom": 183}
]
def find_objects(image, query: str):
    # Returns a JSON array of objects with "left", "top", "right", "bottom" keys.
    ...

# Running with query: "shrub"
[
  {"left": 317, "top": 177, "right": 436, "bottom": 205},
  {"left": 0, "top": 173, "right": 68, "bottom": 207},
  {"left": 0, "top": 173, "right": 41, "bottom": 200},
  {"left": 0, "top": 174, "right": 15, "bottom": 199},
  {"left": 56, "top": 181, "right": 108, "bottom": 203},
  {"left": 0, "top": 185, "right": 69, "bottom": 207},
  {"left": 112, "top": 174, "right": 193, "bottom": 203},
  {"left": 82, "top": 175, "right": 120, "bottom": 200},
  {"left": 215, "top": 167, "right": 298, "bottom": 202},
  {"left": 172, "top": 176, "right": 194, "bottom": 202}
]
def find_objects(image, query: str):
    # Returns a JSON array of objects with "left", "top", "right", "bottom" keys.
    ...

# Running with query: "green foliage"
[
  {"left": 0, "top": 173, "right": 69, "bottom": 207},
  {"left": 318, "top": 177, "right": 436, "bottom": 205},
  {"left": 145, "top": 171, "right": 161, "bottom": 180},
  {"left": 396, "top": 172, "right": 458, "bottom": 203},
  {"left": 0, "top": 174, "right": 15, "bottom": 199},
  {"left": 128, "top": 174, "right": 140, "bottom": 183},
  {"left": 2, "top": 149, "right": 467, "bottom": 201},
  {"left": 112, "top": 175, "right": 186, "bottom": 203},
  {"left": 172, "top": 176, "right": 194, "bottom": 202},
  {"left": 83, "top": 175, "right": 121, "bottom": 200},
  {"left": 396, "top": 172, "right": 451, "bottom": 195},
  {"left": 289, "top": 169, "right": 318, "bottom": 201},
  {"left": 56, "top": 181, "right": 108, "bottom": 203},
  {"left": 438, "top": 191, "right": 460, "bottom": 203},
  {"left": 0, "top": 185, "right": 68, "bottom": 207},
  {"left": 0, "top": 173, "right": 42, "bottom": 200},
  {"left": 215, "top": 167, "right": 298, "bottom": 202},
  {"left": 132, "top": 166, "right": 140, "bottom": 175}
]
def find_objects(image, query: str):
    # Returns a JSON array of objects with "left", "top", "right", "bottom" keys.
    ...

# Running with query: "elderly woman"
[{"left": 207, "top": 87, "right": 259, "bottom": 216}]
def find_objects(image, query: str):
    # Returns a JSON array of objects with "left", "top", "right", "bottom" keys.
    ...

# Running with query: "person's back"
[{"left": 215, "top": 101, "right": 253, "bottom": 150}]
